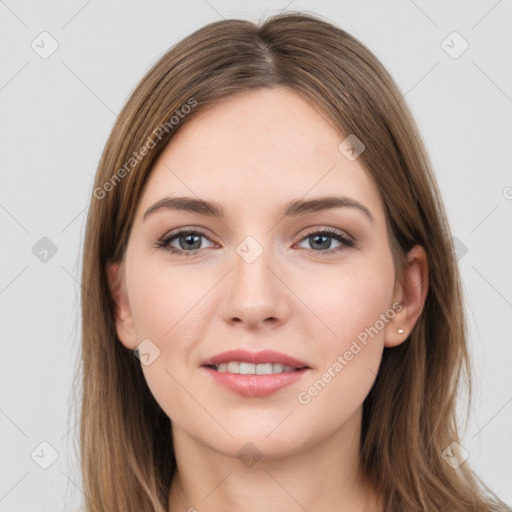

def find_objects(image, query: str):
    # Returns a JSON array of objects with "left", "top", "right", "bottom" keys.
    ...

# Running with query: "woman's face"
[{"left": 111, "top": 87, "right": 414, "bottom": 460}]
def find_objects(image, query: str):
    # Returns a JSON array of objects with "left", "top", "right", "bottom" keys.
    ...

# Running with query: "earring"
[{"left": 397, "top": 328, "right": 404, "bottom": 334}]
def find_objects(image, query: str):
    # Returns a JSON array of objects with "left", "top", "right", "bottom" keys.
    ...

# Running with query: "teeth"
[
  {"left": 227, "top": 361, "right": 239, "bottom": 373},
  {"left": 214, "top": 362, "right": 299, "bottom": 374},
  {"left": 240, "top": 362, "right": 256, "bottom": 374}
]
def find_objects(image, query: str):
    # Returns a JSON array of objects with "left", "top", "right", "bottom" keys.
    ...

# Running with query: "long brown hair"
[{"left": 76, "top": 11, "right": 511, "bottom": 511}]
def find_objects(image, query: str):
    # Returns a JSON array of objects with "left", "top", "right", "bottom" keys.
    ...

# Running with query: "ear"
[
  {"left": 107, "top": 261, "right": 138, "bottom": 350},
  {"left": 385, "top": 245, "right": 429, "bottom": 348}
]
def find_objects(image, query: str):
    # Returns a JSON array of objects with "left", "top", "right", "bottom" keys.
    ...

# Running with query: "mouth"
[
  {"left": 204, "top": 362, "right": 309, "bottom": 374},
  {"left": 201, "top": 348, "right": 310, "bottom": 371},
  {"left": 200, "top": 349, "right": 311, "bottom": 397}
]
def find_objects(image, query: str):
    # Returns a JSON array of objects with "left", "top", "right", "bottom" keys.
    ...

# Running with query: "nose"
[{"left": 219, "top": 242, "right": 291, "bottom": 330}]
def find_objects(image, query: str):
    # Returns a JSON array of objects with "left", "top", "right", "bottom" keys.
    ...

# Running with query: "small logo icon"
[
  {"left": 31, "top": 441, "right": 59, "bottom": 469},
  {"left": 338, "top": 134, "right": 365, "bottom": 161},
  {"left": 32, "top": 237, "right": 58, "bottom": 263},
  {"left": 134, "top": 338, "right": 161, "bottom": 366},
  {"left": 236, "top": 236, "right": 263, "bottom": 264},
  {"left": 236, "top": 442, "right": 263, "bottom": 468},
  {"left": 441, "top": 31, "right": 469, "bottom": 59},
  {"left": 441, "top": 441, "right": 468, "bottom": 469},
  {"left": 31, "top": 31, "right": 59, "bottom": 59},
  {"left": 451, "top": 237, "right": 468, "bottom": 261}
]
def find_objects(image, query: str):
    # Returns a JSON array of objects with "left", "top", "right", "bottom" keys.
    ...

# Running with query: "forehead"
[{"left": 136, "top": 88, "right": 385, "bottom": 223}]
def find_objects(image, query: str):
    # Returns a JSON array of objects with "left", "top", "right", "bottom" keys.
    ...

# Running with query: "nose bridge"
[
  {"left": 219, "top": 233, "right": 289, "bottom": 328},
  {"left": 234, "top": 235, "right": 272, "bottom": 292}
]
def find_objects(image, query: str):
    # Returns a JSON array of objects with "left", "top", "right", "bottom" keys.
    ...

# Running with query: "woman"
[{"left": 78, "top": 11, "right": 511, "bottom": 512}]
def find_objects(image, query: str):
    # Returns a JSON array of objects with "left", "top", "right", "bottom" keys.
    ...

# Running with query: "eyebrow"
[{"left": 143, "top": 195, "right": 374, "bottom": 223}]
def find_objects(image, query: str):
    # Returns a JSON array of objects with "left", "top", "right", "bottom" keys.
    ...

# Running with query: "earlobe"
[
  {"left": 107, "top": 261, "right": 138, "bottom": 350},
  {"left": 385, "top": 245, "right": 429, "bottom": 348}
]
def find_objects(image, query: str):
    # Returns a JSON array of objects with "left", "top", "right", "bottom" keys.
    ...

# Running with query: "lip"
[
  {"left": 202, "top": 366, "right": 310, "bottom": 397},
  {"left": 200, "top": 349, "right": 311, "bottom": 398},
  {"left": 201, "top": 349, "right": 310, "bottom": 368}
]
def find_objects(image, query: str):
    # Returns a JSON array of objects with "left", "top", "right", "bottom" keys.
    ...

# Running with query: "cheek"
[
  {"left": 299, "top": 261, "right": 394, "bottom": 396},
  {"left": 125, "top": 260, "right": 202, "bottom": 421},
  {"left": 125, "top": 253, "right": 217, "bottom": 414},
  {"left": 306, "top": 260, "right": 394, "bottom": 346},
  {"left": 126, "top": 253, "right": 208, "bottom": 341},
  {"left": 333, "top": 276, "right": 392, "bottom": 342}
]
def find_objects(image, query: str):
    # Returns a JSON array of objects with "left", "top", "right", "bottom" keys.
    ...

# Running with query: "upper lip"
[{"left": 201, "top": 349, "right": 310, "bottom": 368}]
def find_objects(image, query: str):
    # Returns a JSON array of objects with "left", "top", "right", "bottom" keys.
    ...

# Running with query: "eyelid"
[
  {"left": 298, "top": 225, "right": 354, "bottom": 243},
  {"left": 294, "top": 226, "right": 355, "bottom": 257},
  {"left": 157, "top": 225, "right": 352, "bottom": 242},
  {"left": 155, "top": 227, "right": 217, "bottom": 249}
]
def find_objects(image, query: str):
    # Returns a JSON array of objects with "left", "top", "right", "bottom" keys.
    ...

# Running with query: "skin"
[{"left": 109, "top": 87, "right": 428, "bottom": 512}]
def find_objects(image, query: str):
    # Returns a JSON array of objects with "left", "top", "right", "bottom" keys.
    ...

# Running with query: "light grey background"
[{"left": 1, "top": 1, "right": 511, "bottom": 510}]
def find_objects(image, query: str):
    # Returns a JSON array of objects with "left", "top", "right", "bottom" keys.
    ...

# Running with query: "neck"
[{"left": 168, "top": 407, "right": 383, "bottom": 512}]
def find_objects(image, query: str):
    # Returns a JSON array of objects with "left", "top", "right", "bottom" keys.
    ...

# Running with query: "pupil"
[
  {"left": 182, "top": 234, "right": 200, "bottom": 250},
  {"left": 311, "top": 234, "right": 330, "bottom": 250}
]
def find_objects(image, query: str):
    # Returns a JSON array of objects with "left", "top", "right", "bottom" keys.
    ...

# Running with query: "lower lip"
[{"left": 202, "top": 366, "right": 309, "bottom": 397}]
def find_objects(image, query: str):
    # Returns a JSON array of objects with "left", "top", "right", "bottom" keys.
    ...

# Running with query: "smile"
[{"left": 208, "top": 362, "right": 304, "bottom": 374}]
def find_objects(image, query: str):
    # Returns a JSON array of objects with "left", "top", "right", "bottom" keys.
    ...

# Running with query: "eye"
[
  {"left": 154, "top": 227, "right": 355, "bottom": 258},
  {"left": 296, "top": 228, "right": 354, "bottom": 257},
  {"left": 154, "top": 229, "right": 215, "bottom": 256}
]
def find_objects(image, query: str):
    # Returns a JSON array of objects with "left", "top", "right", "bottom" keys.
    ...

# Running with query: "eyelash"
[{"left": 154, "top": 227, "right": 355, "bottom": 258}]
